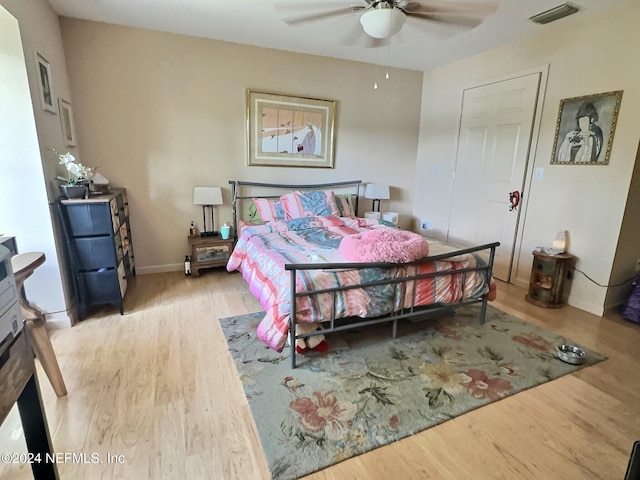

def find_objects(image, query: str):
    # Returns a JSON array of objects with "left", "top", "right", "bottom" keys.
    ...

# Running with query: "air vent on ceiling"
[{"left": 530, "top": 3, "right": 580, "bottom": 25}]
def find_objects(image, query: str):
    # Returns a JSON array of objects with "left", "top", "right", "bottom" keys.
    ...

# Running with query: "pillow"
[
  {"left": 339, "top": 229, "right": 429, "bottom": 263},
  {"left": 247, "top": 203, "right": 263, "bottom": 224},
  {"left": 252, "top": 197, "right": 285, "bottom": 223},
  {"left": 335, "top": 194, "right": 356, "bottom": 217},
  {"left": 280, "top": 190, "right": 341, "bottom": 219}
]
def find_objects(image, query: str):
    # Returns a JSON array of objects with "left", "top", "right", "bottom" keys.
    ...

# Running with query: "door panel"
[{"left": 448, "top": 73, "right": 540, "bottom": 281}]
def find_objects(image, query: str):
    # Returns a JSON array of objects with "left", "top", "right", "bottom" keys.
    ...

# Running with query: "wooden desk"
[
  {"left": 11, "top": 253, "right": 67, "bottom": 397},
  {"left": 0, "top": 330, "right": 59, "bottom": 479}
]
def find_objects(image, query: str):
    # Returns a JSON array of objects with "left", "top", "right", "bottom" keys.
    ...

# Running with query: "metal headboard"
[{"left": 228, "top": 180, "right": 362, "bottom": 240}]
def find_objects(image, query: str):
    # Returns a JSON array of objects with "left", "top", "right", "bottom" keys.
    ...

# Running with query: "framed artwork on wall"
[
  {"left": 58, "top": 99, "right": 77, "bottom": 147},
  {"left": 550, "top": 90, "right": 623, "bottom": 165},
  {"left": 246, "top": 90, "right": 336, "bottom": 168},
  {"left": 35, "top": 52, "right": 56, "bottom": 114}
]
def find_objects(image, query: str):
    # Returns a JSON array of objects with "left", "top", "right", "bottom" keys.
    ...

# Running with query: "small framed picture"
[
  {"left": 36, "top": 52, "right": 56, "bottom": 113},
  {"left": 550, "top": 90, "right": 623, "bottom": 165},
  {"left": 58, "top": 98, "right": 77, "bottom": 146}
]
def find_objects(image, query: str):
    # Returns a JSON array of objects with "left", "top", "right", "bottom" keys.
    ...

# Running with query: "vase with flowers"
[{"left": 54, "top": 150, "right": 95, "bottom": 199}]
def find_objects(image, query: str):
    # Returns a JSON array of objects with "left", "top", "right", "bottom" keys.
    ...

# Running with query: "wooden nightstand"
[
  {"left": 188, "top": 235, "right": 234, "bottom": 277},
  {"left": 525, "top": 250, "right": 575, "bottom": 308}
]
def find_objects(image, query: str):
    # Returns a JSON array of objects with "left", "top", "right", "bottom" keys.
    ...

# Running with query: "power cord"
[
  {"left": 570, "top": 266, "right": 638, "bottom": 288},
  {"left": 42, "top": 299, "right": 77, "bottom": 318}
]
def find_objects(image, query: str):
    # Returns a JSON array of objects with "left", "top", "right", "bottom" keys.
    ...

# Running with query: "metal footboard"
[{"left": 286, "top": 241, "right": 499, "bottom": 368}]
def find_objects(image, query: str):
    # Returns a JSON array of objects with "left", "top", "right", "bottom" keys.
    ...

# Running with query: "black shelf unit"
[{"left": 57, "top": 189, "right": 135, "bottom": 319}]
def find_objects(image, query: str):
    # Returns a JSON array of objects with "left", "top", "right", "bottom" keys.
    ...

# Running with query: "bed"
[{"left": 227, "top": 180, "right": 500, "bottom": 368}]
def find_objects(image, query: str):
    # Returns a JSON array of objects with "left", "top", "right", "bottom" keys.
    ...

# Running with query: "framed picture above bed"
[
  {"left": 246, "top": 90, "right": 336, "bottom": 168},
  {"left": 550, "top": 90, "right": 623, "bottom": 165}
]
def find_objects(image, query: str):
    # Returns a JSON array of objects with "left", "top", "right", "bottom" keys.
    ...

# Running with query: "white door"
[{"left": 447, "top": 73, "right": 540, "bottom": 281}]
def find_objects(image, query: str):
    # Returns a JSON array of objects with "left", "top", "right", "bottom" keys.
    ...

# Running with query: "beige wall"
[
  {"left": 414, "top": 3, "right": 640, "bottom": 315},
  {"left": 59, "top": 19, "right": 423, "bottom": 273},
  {"left": 0, "top": 0, "right": 76, "bottom": 327}
]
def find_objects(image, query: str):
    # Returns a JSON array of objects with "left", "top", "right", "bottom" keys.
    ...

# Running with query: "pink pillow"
[
  {"left": 252, "top": 198, "right": 285, "bottom": 223},
  {"left": 280, "top": 190, "right": 341, "bottom": 219},
  {"left": 339, "top": 229, "right": 429, "bottom": 263}
]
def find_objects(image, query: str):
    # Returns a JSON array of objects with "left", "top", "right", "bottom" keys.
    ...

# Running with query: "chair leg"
[{"left": 25, "top": 319, "right": 67, "bottom": 397}]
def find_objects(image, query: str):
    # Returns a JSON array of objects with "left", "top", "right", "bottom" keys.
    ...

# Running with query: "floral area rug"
[{"left": 219, "top": 305, "right": 606, "bottom": 480}]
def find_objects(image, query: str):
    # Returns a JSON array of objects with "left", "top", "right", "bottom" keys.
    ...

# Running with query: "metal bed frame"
[
  {"left": 229, "top": 179, "right": 361, "bottom": 241},
  {"left": 229, "top": 180, "right": 499, "bottom": 368}
]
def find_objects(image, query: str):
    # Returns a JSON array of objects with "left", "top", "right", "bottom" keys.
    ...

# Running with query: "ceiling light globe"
[{"left": 360, "top": 8, "right": 407, "bottom": 39}]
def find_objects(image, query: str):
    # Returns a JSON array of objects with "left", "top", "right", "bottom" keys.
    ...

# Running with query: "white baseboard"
[
  {"left": 512, "top": 278, "right": 529, "bottom": 290},
  {"left": 44, "top": 265, "right": 184, "bottom": 329},
  {"left": 604, "top": 300, "right": 624, "bottom": 317},
  {"left": 509, "top": 278, "right": 604, "bottom": 317},
  {"left": 136, "top": 263, "right": 183, "bottom": 275},
  {"left": 45, "top": 311, "right": 73, "bottom": 329},
  {"left": 566, "top": 297, "right": 604, "bottom": 317}
]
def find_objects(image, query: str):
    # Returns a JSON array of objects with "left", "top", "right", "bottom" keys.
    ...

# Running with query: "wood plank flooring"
[{"left": 1, "top": 271, "right": 638, "bottom": 479}]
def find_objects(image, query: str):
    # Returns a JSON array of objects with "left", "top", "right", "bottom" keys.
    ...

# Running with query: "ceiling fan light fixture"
[{"left": 360, "top": 8, "right": 406, "bottom": 39}]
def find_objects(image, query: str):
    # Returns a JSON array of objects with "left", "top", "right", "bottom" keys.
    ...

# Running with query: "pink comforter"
[{"left": 227, "top": 216, "right": 488, "bottom": 352}]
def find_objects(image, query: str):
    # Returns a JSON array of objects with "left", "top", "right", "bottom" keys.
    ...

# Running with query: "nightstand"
[
  {"left": 188, "top": 235, "right": 234, "bottom": 277},
  {"left": 525, "top": 250, "right": 575, "bottom": 308}
]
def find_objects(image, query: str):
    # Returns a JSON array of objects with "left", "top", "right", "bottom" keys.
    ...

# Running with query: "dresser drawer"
[
  {"left": 80, "top": 269, "right": 122, "bottom": 303},
  {"left": 527, "top": 287, "right": 551, "bottom": 303},
  {"left": 65, "top": 204, "right": 112, "bottom": 236},
  {"left": 532, "top": 258, "right": 556, "bottom": 275},
  {"left": 74, "top": 236, "right": 117, "bottom": 270}
]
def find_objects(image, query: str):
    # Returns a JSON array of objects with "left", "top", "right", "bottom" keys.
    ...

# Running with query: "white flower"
[
  {"left": 58, "top": 152, "right": 76, "bottom": 165},
  {"left": 53, "top": 149, "right": 95, "bottom": 186}
]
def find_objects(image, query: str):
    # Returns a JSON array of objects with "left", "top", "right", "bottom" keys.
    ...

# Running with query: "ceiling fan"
[{"left": 277, "top": 0, "right": 499, "bottom": 41}]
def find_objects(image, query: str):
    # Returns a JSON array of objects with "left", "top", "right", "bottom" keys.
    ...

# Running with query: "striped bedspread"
[{"left": 227, "top": 216, "right": 489, "bottom": 352}]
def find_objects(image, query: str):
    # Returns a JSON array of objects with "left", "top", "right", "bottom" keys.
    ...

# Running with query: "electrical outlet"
[{"left": 421, "top": 221, "right": 430, "bottom": 230}]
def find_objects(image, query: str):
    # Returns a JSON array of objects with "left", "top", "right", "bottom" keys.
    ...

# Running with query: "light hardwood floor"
[{"left": 1, "top": 270, "right": 639, "bottom": 479}]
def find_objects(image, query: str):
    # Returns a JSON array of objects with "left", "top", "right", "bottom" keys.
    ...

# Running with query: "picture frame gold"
[
  {"left": 58, "top": 98, "right": 77, "bottom": 147},
  {"left": 246, "top": 90, "right": 336, "bottom": 168},
  {"left": 36, "top": 52, "right": 56, "bottom": 114},
  {"left": 550, "top": 90, "right": 623, "bottom": 165}
]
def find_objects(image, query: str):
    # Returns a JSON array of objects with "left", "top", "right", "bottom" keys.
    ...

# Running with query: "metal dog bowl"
[{"left": 556, "top": 344, "right": 587, "bottom": 365}]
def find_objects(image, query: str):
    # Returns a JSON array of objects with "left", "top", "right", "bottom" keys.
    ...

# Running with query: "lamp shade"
[
  {"left": 360, "top": 8, "right": 406, "bottom": 39},
  {"left": 193, "top": 186, "right": 223, "bottom": 205},
  {"left": 365, "top": 184, "right": 390, "bottom": 200}
]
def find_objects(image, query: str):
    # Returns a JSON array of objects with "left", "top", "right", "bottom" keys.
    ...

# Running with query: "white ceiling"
[{"left": 47, "top": 0, "right": 632, "bottom": 71}]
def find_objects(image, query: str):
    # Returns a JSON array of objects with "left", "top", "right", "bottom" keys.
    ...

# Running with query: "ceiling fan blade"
[
  {"left": 275, "top": 2, "right": 367, "bottom": 26},
  {"left": 403, "top": 0, "right": 499, "bottom": 16},
  {"left": 405, "top": 11, "right": 485, "bottom": 29},
  {"left": 400, "top": 14, "right": 466, "bottom": 41},
  {"left": 280, "top": 7, "right": 359, "bottom": 26},
  {"left": 401, "top": 0, "right": 499, "bottom": 29}
]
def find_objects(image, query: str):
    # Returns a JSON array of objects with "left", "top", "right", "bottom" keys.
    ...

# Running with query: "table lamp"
[
  {"left": 364, "top": 184, "right": 390, "bottom": 213},
  {"left": 193, "top": 186, "right": 223, "bottom": 236}
]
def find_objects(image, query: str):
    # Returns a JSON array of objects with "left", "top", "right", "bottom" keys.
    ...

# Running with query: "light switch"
[{"left": 534, "top": 167, "right": 544, "bottom": 180}]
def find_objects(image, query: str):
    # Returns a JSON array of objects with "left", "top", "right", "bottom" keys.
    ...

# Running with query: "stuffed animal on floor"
[{"left": 289, "top": 322, "right": 329, "bottom": 354}]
